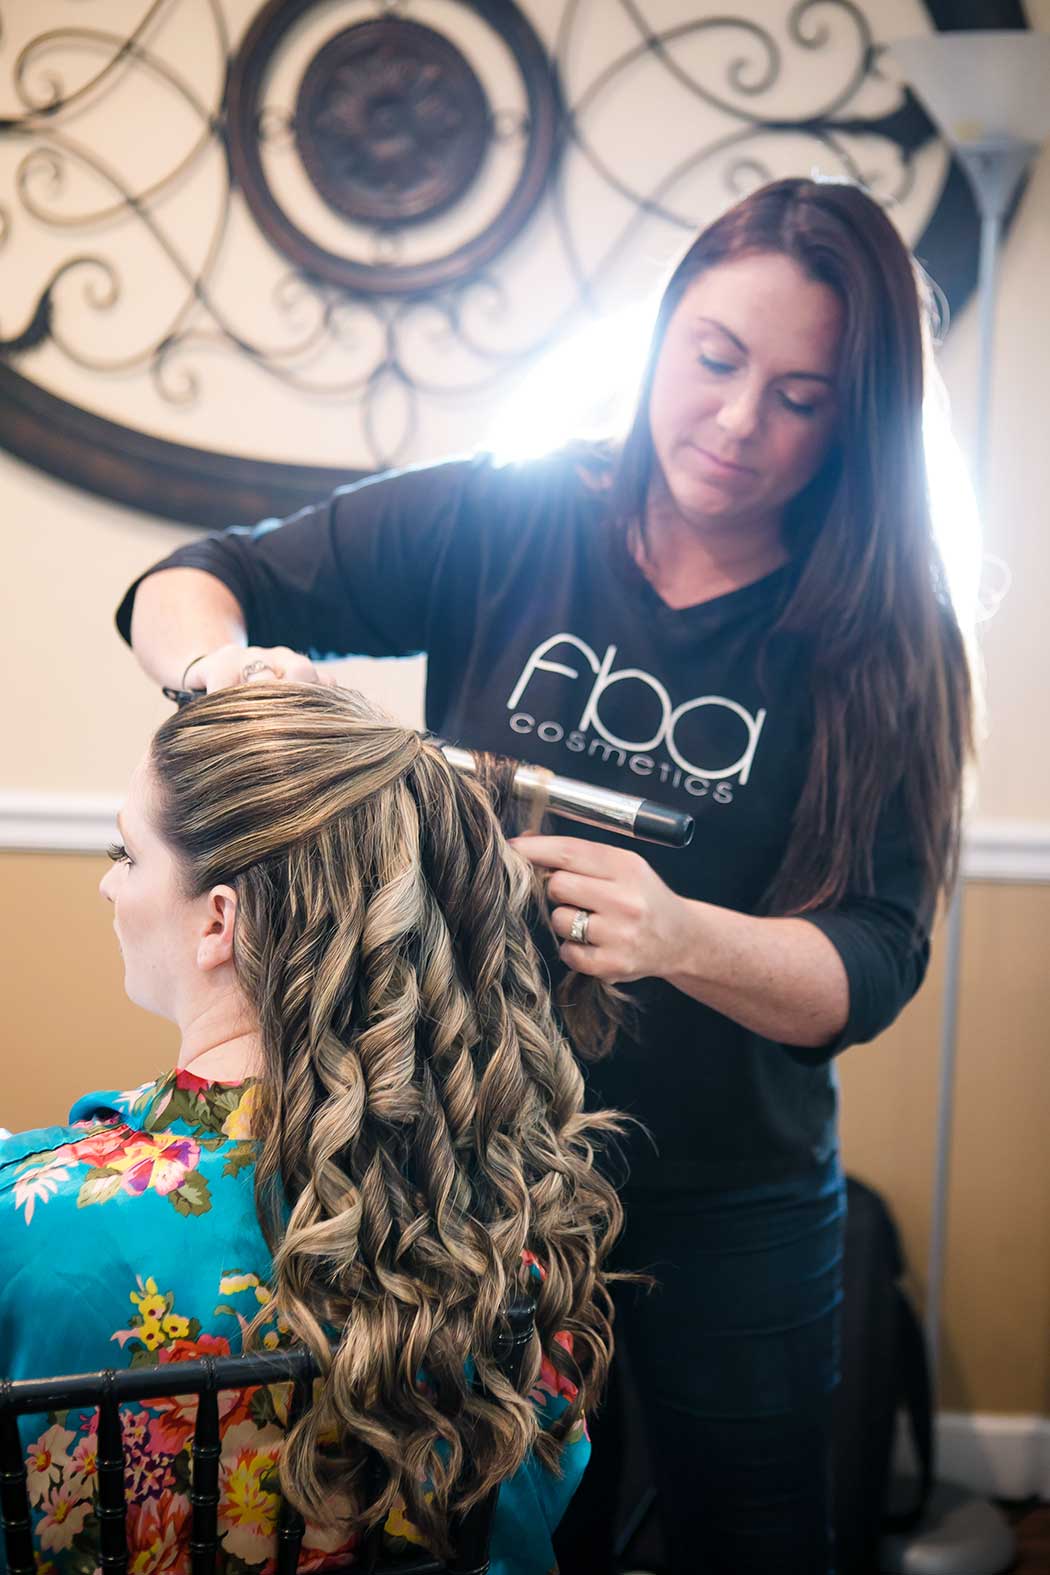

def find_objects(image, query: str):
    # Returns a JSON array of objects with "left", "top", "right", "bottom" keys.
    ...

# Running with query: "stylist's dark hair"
[{"left": 609, "top": 175, "right": 975, "bottom": 915}]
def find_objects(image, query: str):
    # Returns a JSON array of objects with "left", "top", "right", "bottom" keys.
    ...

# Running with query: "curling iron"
[
  {"left": 437, "top": 744, "right": 693, "bottom": 848},
  {"left": 162, "top": 686, "right": 694, "bottom": 849}
]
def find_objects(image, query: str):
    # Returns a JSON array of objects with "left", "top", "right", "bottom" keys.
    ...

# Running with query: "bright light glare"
[
  {"left": 922, "top": 393, "right": 990, "bottom": 630},
  {"left": 486, "top": 301, "right": 992, "bottom": 631},
  {"left": 487, "top": 303, "right": 656, "bottom": 463}
]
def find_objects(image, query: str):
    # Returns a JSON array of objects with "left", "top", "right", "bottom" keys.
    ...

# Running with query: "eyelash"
[
  {"left": 698, "top": 355, "right": 819, "bottom": 418},
  {"left": 780, "top": 393, "right": 818, "bottom": 417},
  {"left": 107, "top": 842, "right": 132, "bottom": 866}
]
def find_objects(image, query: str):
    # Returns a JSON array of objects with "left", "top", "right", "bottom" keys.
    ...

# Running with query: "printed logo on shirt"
[{"left": 505, "top": 632, "right": 767, "bottom": 803}]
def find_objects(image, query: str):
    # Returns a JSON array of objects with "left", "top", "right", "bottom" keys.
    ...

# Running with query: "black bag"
[{"left": 833, "top": 1175, "right": 935, "bottom": 1574}]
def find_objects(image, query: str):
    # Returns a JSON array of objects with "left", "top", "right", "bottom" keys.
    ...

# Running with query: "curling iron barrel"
[{"left": 440, "top": 745, "right": 694, "bottom": 849}]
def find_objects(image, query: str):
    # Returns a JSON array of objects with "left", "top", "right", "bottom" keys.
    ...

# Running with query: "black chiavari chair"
[{"left": 0, "top": 1297, "right": 535, "bottom": 1575}]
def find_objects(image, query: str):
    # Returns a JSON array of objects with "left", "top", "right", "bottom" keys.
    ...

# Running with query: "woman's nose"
[
  {"left": 99, "top": 866, "right": 115, "bottom": 903},
  {"left": 716, "top": 385, "right": 763, "bottom": 441}
]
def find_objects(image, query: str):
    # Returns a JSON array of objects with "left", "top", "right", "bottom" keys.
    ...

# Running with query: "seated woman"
[{"left": 0, "top": 682, "right": 625, "bottom": 1575}]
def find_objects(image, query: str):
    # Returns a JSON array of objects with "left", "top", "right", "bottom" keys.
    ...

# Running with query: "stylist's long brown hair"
[
  {"left": 611, "top": 176, "right": 975, "bottom": 914},
  {"left": 150, "top": 682, "right": 624, "bottom": 1553}
]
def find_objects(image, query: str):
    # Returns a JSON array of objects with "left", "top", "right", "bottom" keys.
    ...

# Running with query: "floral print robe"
[{"left": 0, "top": 1070, "right": 586, "bottom": 1575}]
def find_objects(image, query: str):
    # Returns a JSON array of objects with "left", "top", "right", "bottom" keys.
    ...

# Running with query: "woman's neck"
[
  {"left": 176, "top": 994, "right": 263, "bottom": 1083},
  {"left": 636, "top": 486, "right": 787, "bottom": 608},
  {"left": 177, "top": 1036, "right": 262, "bottom": 1083}
]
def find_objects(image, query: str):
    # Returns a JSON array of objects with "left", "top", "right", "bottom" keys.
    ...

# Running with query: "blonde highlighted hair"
[{"left": 150, "top": 682, "right": 625, "bottom": 1551}]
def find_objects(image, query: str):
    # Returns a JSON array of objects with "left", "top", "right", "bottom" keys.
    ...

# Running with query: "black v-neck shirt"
[{"left": 117, "top": 448, "right": 930, "bottom": 1192}]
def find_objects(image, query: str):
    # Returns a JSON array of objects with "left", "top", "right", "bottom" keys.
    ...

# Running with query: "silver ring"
[
  {"left": 241, "top": 660, "right": 281, "bottom": 681},
  {"left": 569, "top": 909, "right": 592, "bottom": 945}
]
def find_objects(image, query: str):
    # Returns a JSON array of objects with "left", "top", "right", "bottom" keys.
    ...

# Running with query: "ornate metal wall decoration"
[
  {"left": 0, "top": 0, "right": 1033, "bottom": 527},
  {"left": 227, "top": 2, "right": 560, "bottom": 295},
  {"left": 292, "top": 19, "right": 493, "bottom": 229}
]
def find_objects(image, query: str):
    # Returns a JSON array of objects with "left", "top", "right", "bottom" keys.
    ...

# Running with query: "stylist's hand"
[
  {"left": 184, "top": 645, "right": 334, "bottom": 694},
  {"left": 509, "top": 834, "right": 688, "bottom": 984}
]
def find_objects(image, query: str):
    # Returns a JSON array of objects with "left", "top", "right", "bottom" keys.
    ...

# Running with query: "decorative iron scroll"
[{"left": 0, "top": 0, "right": 1033, "bottom": 528}]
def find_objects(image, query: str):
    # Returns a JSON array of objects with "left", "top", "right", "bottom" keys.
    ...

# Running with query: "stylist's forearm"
[
  {"left": 129, "top": 568, "right": 248, "bottom": 688},
  {"left": 664, "top": 899, "right": 850, "bottom": 1048}
]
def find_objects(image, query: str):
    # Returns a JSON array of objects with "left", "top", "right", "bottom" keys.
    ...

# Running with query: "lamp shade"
[{"left": 889, "top": 30, "right": 1050, "bottom": 148}]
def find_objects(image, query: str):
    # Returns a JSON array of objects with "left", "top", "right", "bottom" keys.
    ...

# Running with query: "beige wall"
[
  {"left": 837, "top": 886, "right": 1050, "bottom": 1416},
  {"left": 0, "top": 852, "right": 178, "bottom": 1131}
]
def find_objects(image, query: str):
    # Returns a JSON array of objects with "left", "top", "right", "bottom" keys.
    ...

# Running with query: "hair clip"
[{"left": 162, "top": 686, "right": 198, "bottom": 708}]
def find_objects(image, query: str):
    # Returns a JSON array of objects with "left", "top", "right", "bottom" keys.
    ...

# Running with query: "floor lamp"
[{"left": 880, "top": 29, "right": 1050, "bottom": 1575}]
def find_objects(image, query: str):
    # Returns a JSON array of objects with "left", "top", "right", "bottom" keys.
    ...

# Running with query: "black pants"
[{"left": 554, "top": 1156, "right": 846, "bottom": 1575}]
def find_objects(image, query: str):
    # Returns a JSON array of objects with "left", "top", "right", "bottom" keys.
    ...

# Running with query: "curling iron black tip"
[{"left": 633, "top": 800, "right": 694, "bottom": 848}]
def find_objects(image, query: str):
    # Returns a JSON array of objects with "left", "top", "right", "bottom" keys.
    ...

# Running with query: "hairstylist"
[{"left": 116, "top": 178, "right": 975, "bottom": 1574}]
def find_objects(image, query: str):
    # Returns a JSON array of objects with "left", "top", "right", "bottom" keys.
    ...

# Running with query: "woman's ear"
[{"left": 196, "top": 885, "right": 239, "bottom": 972}]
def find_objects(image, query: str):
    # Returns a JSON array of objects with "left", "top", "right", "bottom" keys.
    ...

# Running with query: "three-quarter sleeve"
[
  {"left": 790, "top": 786, "right": 933, "bottom": 1065},
  {"left": 114, "top": 455, "right": 486, "bottom": 662}
]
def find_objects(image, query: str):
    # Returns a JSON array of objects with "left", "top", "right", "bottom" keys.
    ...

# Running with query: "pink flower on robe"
[
  {"left": 145, "top": 1337, "right": 250, "bottom": 1456},
  {"left": 173, "top": 1069, "right": 212, "bottom": 1094},
  {"left": 102, "top": 1134, "right": 201, "bottom": 1197},
  {"left": 36, "top": 1484, "right": 91, "bottom": 1552},
  {"left": 25, "top": 1424, "right": 75, "bottom": 1504},
  {"left": 68, "top": 1124, "right": 137, "bottom": 1168},
  {"left": 67, "top": 1433, "right": 99, "bottom": 1496},
  {"left": 528, "top": 1329, "right": 579, "bottom": 1408},
  {"left": 124, "top": 1489, "right": 191, "bottom": 1575}
]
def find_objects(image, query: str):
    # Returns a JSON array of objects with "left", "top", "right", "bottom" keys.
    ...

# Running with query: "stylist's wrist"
[{"left": 658, "top": 896, "right": 713, "bottom": 988}]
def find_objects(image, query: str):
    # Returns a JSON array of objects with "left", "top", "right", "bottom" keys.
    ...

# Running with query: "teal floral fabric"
[{"left": 0, "top": 1069, "right": 585, "bottom": 1575}]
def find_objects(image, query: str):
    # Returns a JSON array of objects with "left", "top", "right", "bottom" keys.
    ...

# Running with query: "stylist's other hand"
[
  {"left": 184, "top": 645, "right": 335, "bottom": 694},
  {"left": 509, "top": 834, "right": 687, "bottom": 985}
]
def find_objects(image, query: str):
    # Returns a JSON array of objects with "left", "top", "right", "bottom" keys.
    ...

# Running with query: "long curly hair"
[{"left": 150, "top": 682, "right": 625, "bottom": 1551}]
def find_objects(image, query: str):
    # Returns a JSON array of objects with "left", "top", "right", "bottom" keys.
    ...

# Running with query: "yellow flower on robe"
[
  {"left": 385, "top": 1495, "right": 431, "bottom": 1548},
  {"left": 219, "top": 1272, "right": 260, "bottom": 1295},
  {"left": 217, "top": 1421, "right": 282, "bottom": 1562},
  {"left": 139, "top": 1317, "right": 165, "bottom": 1351},
  {"left": 96, "top": 1133, "right": 201, "bottom": 1199},
  {"left": 130, "top": 1276, "right": 168, "bottom": 1323},
  {"left": 221, "top": 1084, "right": 261, "bottom": 1140}
]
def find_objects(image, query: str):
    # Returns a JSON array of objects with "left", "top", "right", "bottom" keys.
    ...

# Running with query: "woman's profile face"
[
  {"left": 647, "top": 250, "right": 843, "bottom": 533},
  {"left": 99, "top": 755, "right": 203, "bottom": 1021}
]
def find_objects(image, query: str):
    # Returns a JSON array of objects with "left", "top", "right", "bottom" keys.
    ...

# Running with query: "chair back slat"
[
  {"left": 445, "top": 1492, "right": 495, "bottom": 1575},
  {"left": 96, "top": 1375, "right": 129, "bottom": 1575},
  {"left": 444, "top": 1297, "right": 537, "bottom": 1575},
  {"left": 189, "top": 1362, "right": 221, "bottom": 1575},
  {"left": 358, "top": 1450, "right": 390, "bottom": 1573},
  {"left": 0, "top": 1383, "right": 35, "bottom": 1575},
  {"left": 497, "top": 1298, "right": 536, "bottom": 1392},
  {"left": 2, "top": 1350, "right": 311, "bottom": 1414},
  {"left": 274, "top": 1371, "right": 310, "bottom": 1575}
]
